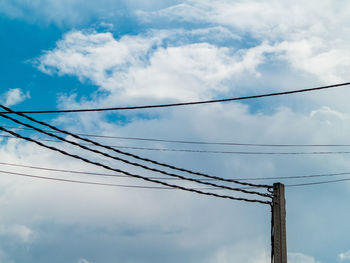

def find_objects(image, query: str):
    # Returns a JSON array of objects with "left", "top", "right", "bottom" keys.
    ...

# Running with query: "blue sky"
[{"left": 1, "top": 1, "right": 350, "bottom": 263}]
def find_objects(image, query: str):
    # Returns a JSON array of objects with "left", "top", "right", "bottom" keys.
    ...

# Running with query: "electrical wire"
[
  {"left": 286, "top": 178, "right": 350, "bottom": 187},
  {"left": 0, "top": 169, "right": 226, "bottom": 190},
  {"left": 0, "top": 104, "right": 270, "bottom": 189},
  {"left": 246, "top": 172, "right": 350, "bottom": 181},
  {"left": 0, "top": 113, "right": 271, "bottom": 197},
  {"left": 0, "top": 162, "right": 261, "bottom": 190},
  {"left": 5, "top": 134, "right": 350, "bottom": 155},
  {"left": 4, "top": 126, "right": 350, "bottom": 148},
  {"left": 3, "top": 136, "right": 350, "bottom": 189},
  {"left": 1, "top": 161, "right": 350, "bottom": 182},
  {"left": 0, "top": 126, "right": 271, "bottom": 204},
  {"left": 125, "top": 149, "right": 350, "bottom": 155},
  {"left": 0, "top": 169, "right": 177, "bottom": 189},
  {"left": 1, "top": 82, "right": 349, "bottom": 114},
  {"left": 0, "top": 162, "right": 212, "bottom": 181}
]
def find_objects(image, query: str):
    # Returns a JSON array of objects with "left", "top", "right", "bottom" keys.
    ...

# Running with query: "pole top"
[{"left": 273, "top": 182, "right": 285, "bottom": 188}]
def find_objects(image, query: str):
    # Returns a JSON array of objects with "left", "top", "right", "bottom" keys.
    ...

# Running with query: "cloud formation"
[
  {"left": 35, "top": 29, "right": 271, "bottom": 108},
  {"left": 1, "top": 0, "right": 350, "bottom": 262},
  {"left": 1, "top": 88, "right": 30, "bottom": 107},
  {"left": 0, "top": 0, "right": 178, "bottom": 26},
  {"left": 143, "top": 0, "right": 350, "bottom": 83},
  {"left": 288, "top": 252, "right": 322, "bottom": 263},
  {"left": 77, "top": 259, "right": 93, "bottom": 263},
  {"left": 339, "top": 250, "right": 350, "bottom": 262}
]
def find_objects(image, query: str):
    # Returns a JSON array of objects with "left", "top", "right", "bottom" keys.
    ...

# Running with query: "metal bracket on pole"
[{"left": 272, "top": 183, "right": 287, "bottom": 263}]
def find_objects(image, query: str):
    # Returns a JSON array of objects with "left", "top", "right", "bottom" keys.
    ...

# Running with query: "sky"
[{"left": 1, "top": 0, "right": 350, "bottom": 262}]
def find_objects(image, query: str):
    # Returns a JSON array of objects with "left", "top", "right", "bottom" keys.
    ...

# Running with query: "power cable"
[
  {"left": 5, "top": 134, "right": 350, "bottom": 155},
  {"left": 0, "top": 162, "right": 213, "bottom": 181},
  {"left": 0, "top": 169, "right": 224, "bottom": 190},
  {"left": 4, "top": 126, "right": 350, "bottom": 148},
  {"left": 0, "top": 126, "right": 271, "bottom": 204},
  {"left": 3, "top": 147, "right": 350, "bottom": 189},
  {"left": 0, "top": 104, "right": 270, "bottom": 188},
  {"left": 1, "top": 82, "right": 349, "bottom": 114},
  {"left": 0, "top": 169, "right": 178, "bottom": 189},
  {"left": 247, "top": 172, "right": 350, "bottom": 181},
  {"left": 0, "top": 113, "right": 270, "bottom": 197},
  {"left": 0, "top": 162, "right": 260, "bottom": 190},
  {"left": 286, "top": 178, "right": 350, "bottom": 187},
  {"left": 1, "top": 161, "right": 350, "bottom": 182},
  {"left": 128, "top": 149, "right": 350, "bottom": 155}
]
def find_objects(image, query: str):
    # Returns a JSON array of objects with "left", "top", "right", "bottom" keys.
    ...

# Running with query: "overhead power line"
[
  {"left": 239, "top": 172, "right": 350, "bottom": 181},
  {"left": 131, "top": 149, "right": 350, "bottom": 155},
  {"left": 0, "top": 112, "right": 270, "bottom": 197},
  {"left": 2, "top": 161, "right": 350, "bottom": 182},
  {"left": 0, "top": 169, "right": 227, "bottom": 190},
  {"left": 1, "top": 82, "right": 349, "bottom": 114},
  {"left": 0, "top": 126, "right": 271, "bottom": 204},
  {"left": 0, "top": 169, "right": 176, "bottom": 189},
  {"left": 5, "top": 134, "right": 350, "bottom": 155},
  {"left": 0, "top": 104, "right": 269, "bottom": 189},
  {"left": 5, "top": 126, "right": 350, "bottom": 148},
  {"left": 0, "top": 161, "right": 213, "bottom": 181},
  {"left": 286, "top": 178, "right": 350, "bottom": 187}
]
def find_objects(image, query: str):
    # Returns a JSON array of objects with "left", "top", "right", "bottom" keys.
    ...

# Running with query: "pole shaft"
[{"left": 272, "top": 183, "right": 287, "bottom": 263}]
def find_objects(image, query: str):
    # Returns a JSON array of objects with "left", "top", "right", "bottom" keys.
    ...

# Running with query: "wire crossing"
[
  {"left": 0, "top": 126, "right": 271, "bottom": 204},
  {"left": 2, "top": 161, "right": 348, "bottom": 190},
  {"left": 6, "top": 134, "right": 350, "bottom": 155},
  {"left": 5, "top": 126, "right": 350, "bottom": 148},
  {"left": 0, "top": 112, "right": 272, "bottom": 197},
  {"left": 0, "top": 169, "right": 176, "bottom": 189},
  {"left": 1, "top": 161, "right": 350, "bottom": 182},
  {"left": 0, "top": 169, "right": 223, "bottom": 190},
  {"left": 1, "top": 82, "right": 349, "bottom": 114},
  {"left": 0, "top": 161, "right": 216, "bottom": 181},
  {"left": 0, "top": 104, "right": 270, "bottom": 188}
]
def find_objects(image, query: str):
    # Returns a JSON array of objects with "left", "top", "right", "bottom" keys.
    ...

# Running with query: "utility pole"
[{"left": 272, "top": 183, "right": 287, "bottom": 263}]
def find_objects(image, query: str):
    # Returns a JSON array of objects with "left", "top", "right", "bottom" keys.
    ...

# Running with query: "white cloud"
[
  {"left": 208, "top": 239, "right": 269, "bottom": 263},
  {"left": 35, "top": 30, "right": 165, "bottom": 83},
  {"left": 35, "top": 30, "right": 275, "bottom": 110},
  {"left": 148, "top": 0, "right": 349, "bottom": 40},
  {"left": 0, "top": 224, "right": 34, "bottom": 243},
  {"left": 1, "top": 88, "right": 30, "bottom": 107},
  {"left": 0, "top": 250, "right": 14, "bottom": 263},
  {"left": 288, "top": 252, "right": 322, "bottom": 263},
  {"left": 141, "top": 0, "right": 350, "bottom": 83},
  {"left": 1, "top": 92, "right": 350, "bottom": 261},
  {"left": 310, "top": 106, "right": 349, "bottom": 123},
  {"left": 78, "top": 259, "right": 93, "bottom": 263},
  {"left": 30, "top": 0, "right": 350, "bottom": 111},
  {"left": 0, "top": 0, "right": 179, "bottom": 26},
  {"left": 339, "top": 250, "right": 350, "bottom": 261},
  {"left": 274, "top": 40, "right": 350, "bottom": 83},
  {"left": 3, "top": 0, "right": 350, "bottom": 262}
]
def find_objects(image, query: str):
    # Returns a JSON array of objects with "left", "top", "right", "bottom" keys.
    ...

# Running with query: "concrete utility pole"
[{"left": 272, "top": 183, "right": 287, "bottom": 263}]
